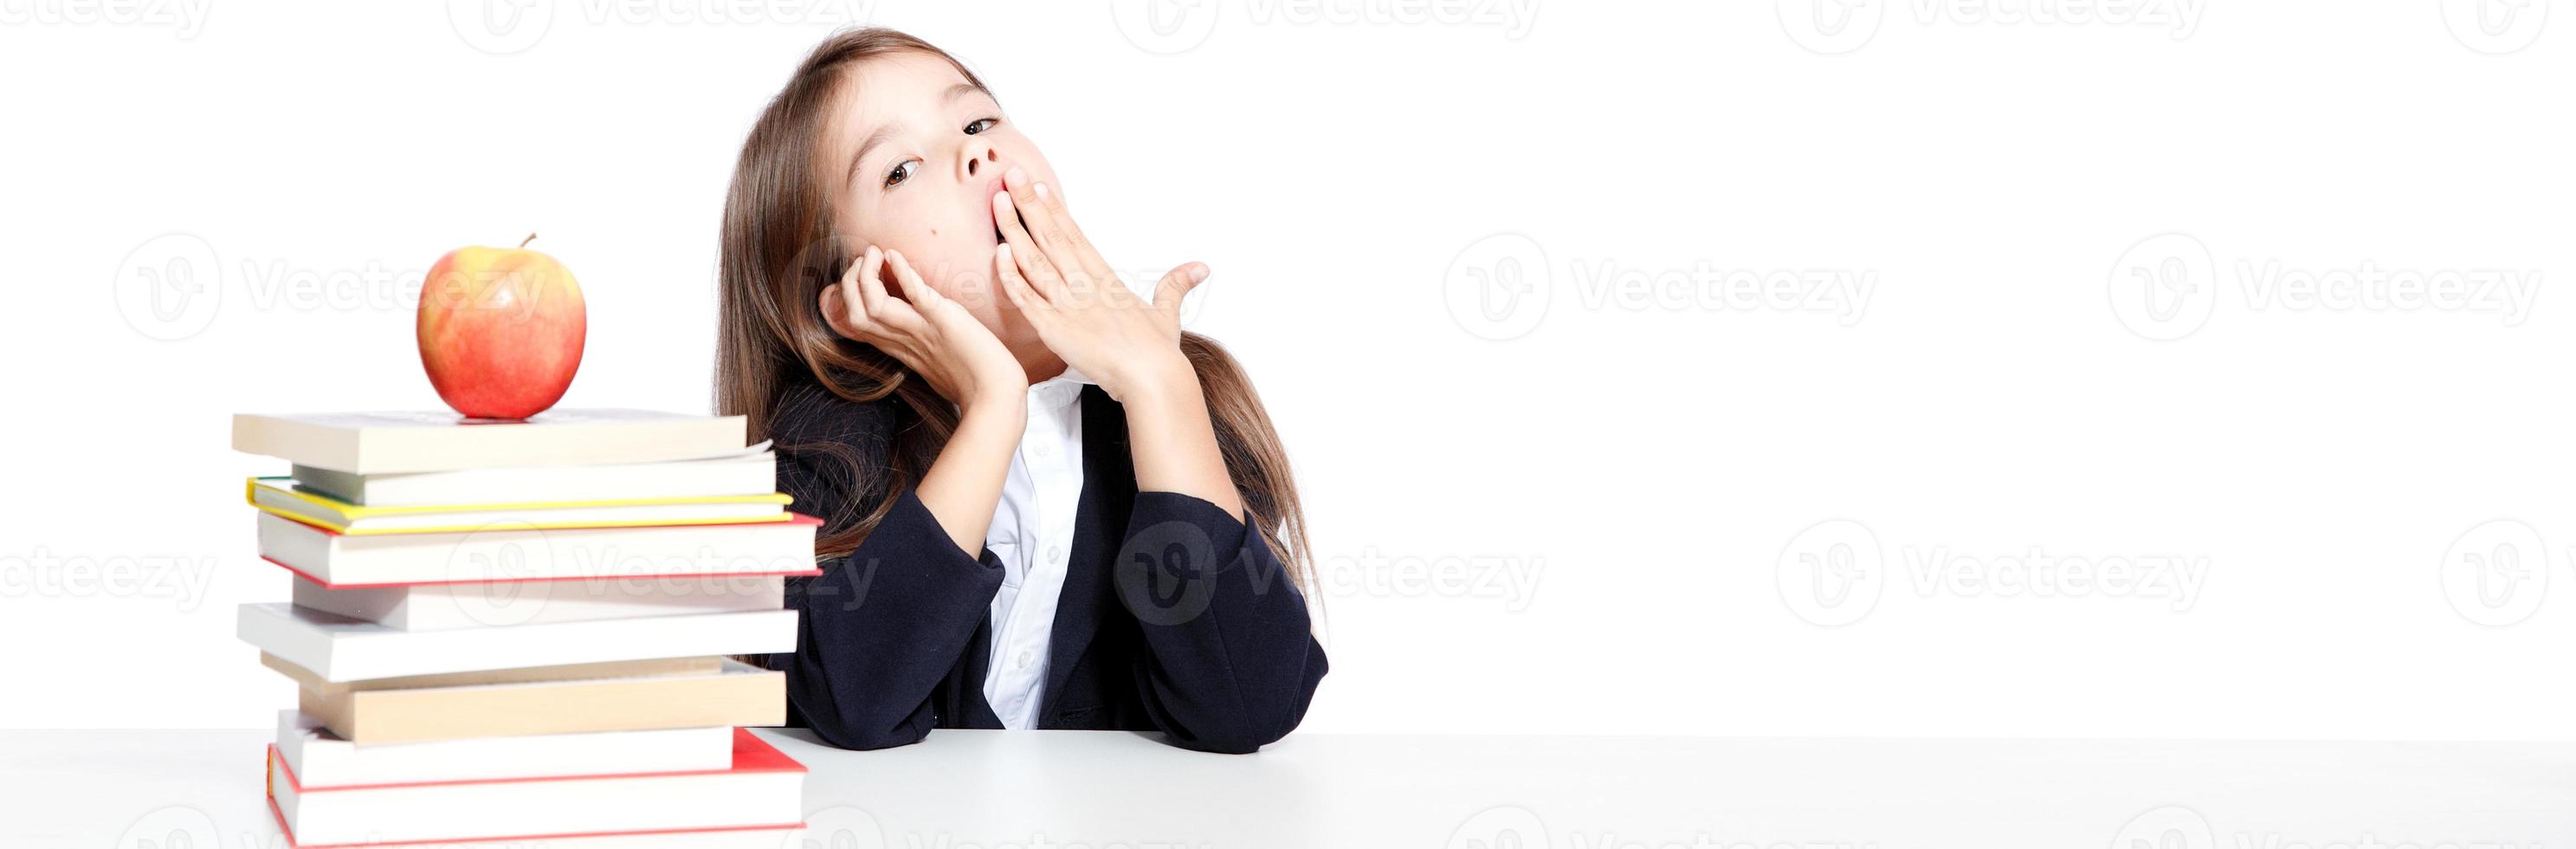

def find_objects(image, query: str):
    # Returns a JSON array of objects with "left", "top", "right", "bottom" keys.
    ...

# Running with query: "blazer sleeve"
[
  {"left": 1114, "top": 490, "right": 1328, "bottom": 754},
  {"left": 770, "top": 384, "right": 1005, "bottom": 750}
]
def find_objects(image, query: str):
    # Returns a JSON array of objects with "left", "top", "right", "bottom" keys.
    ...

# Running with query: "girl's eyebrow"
[
  {"left": 841, "top": 84, "right": 985, "bottom": 186},
  {"left": 845, "top": 124, "right": 896, "bottom": 185}
]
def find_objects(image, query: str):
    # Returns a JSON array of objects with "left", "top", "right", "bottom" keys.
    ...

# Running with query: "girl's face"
[{"left": 817, "top": 53, "right": 1060, "bottom": 347}]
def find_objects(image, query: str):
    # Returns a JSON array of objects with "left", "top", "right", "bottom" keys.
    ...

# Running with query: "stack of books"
[{"left": 230, "top": 409, "right": 817, "bottom": 847}]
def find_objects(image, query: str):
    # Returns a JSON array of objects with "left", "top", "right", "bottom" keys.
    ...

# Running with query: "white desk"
[{"left": 4, "top": 729, "right": 2573, "bottom": 848}]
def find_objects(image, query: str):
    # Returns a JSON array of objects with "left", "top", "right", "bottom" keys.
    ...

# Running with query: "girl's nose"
[{"left": 961, "top": 143, "right": 999, "bottom": 180}]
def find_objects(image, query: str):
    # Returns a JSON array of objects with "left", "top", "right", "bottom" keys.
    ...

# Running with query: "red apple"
[{"left": 417, "top": 234, "right": 585, "bottom": 420}]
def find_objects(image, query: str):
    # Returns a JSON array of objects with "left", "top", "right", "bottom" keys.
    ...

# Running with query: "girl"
[{"left": 714, "top": 29, "right": 1326, "bottom": 754}]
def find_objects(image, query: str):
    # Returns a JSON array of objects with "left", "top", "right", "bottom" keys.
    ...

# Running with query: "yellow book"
[{"left": 245, "top": 476, "right": 791, "bottom": 535}]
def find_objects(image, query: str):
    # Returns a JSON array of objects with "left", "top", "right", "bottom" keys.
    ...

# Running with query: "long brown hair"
[{"left": 714, "top": 28, "right": 1312, "bottom": 588}]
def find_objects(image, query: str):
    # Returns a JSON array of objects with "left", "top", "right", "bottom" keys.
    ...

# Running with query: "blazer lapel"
[{"left": 1041, "top": 385, "right": 1133, "bottom": 712}]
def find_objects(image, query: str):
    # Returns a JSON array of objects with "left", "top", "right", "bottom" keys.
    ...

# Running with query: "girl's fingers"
[
  {"left": 884, "top": 250, "right": 939, "bottom": 307},
  {"left": 1152, "top": 262, "right": 1210, "bottom": 321},
  {"left": 848, "top": 245, "right": 889, "bottom": 319},
  {"left": 830, "top": 246, "right": 886, "bottom": 334},
  {"left": 1003, "top": 170, "right": 1115, "bottom": 287},
  {"left": 995, "top": 243, "right": 1059, "bottom": 316},
  {"left": 820, "top": 264, "right": 906, "bottom": 357},
  {"left": 1035, "top": 180, "right": 1121, "bottom": 286},
  {"left": 993, "top": 190, "right": 1075, "bottom": 298},
  {"left": 892, "top": 249, "right": 986, "bottom": 334},
  {"left": 818, "top": 282, "right": 857, "bottom": 338},
  {"left": 853, "top": 247, "right": 929, "bottom": 337}
]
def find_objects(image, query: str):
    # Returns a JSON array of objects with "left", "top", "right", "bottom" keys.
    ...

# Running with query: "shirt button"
[
  {"left": 1032, "top": 443, "right": 1055, "bottom": 458},
  {"left": 1046, "top": 545, "right": 1064, "bottom": 561},
  {"left": 1015, "top": 651, "right": 1036, "bottom": 670}
]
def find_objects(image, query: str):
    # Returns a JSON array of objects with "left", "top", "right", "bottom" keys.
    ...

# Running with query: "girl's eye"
[
  {"left": 882, "top": 159, "right": 917, "bottom": 189},
  {"left": 964, "top": 118, "right": 997, "bottom": 135}
]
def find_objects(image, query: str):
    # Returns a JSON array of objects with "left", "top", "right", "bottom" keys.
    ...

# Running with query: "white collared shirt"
[{"left": 981, "top": 365, "right": 1091, "bottom": 729}]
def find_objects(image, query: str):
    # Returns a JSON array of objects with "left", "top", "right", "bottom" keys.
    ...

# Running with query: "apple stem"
[{"left": 519, "top": 232, "right": 538, "bottom": 249}]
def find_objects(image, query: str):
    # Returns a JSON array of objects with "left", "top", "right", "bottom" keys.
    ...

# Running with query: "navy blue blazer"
[{"left": 756, "top": 373, "right": 1327, "bottom": 754}]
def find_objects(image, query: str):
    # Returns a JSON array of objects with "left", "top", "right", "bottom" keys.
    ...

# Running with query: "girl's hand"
[
  {"left": 820, "top": 245, "right": 1028, "bottom": 412},
  {"left": 990, "top": 166, "right": 1206, "bottom": 405}
]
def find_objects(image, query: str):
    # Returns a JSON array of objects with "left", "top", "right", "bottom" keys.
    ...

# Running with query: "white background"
[{"left": 3, "top": 1, "right": 2572, "bottom": 741}]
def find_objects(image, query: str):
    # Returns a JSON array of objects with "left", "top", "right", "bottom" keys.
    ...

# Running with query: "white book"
[
  {"left": 268, "top": 728, "right": 805, "bottom": 846},
  {"left": 293, "top": 574, "right": 787, "bottom": 631},
  {"left": 275, "top": 710, "right": 733, "bottom": 786},
  {"left": 236, "top": 603, "right": 797, "bottom": 683},
  {"left": 256, "top": 510, "right": 820, "bottom": 587},
  {"left": 291, "top": 444, "right": 778, "bottom": 507},
  {"left": 233, "top": 409, "right": 749, "bottom": 475}
]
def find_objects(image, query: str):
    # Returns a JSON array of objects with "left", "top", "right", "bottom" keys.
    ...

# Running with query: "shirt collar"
[{"left": 1029, "top": 363, "right": 1092, "bottom": 408}]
